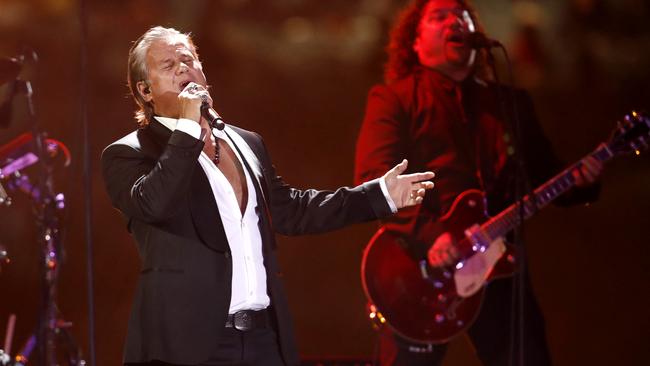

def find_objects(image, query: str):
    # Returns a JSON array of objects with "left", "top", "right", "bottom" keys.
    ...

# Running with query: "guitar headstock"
[{"left": 609, "top": 111, "right": 650, "bottom": 156}]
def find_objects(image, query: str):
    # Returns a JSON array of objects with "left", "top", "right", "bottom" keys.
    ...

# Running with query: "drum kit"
[{"left": 0, "top": 52, "right": 84, "bottom": 366}]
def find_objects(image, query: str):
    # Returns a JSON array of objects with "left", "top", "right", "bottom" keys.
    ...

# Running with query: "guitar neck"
[{"left": 482, "top": 143, "right": 612, "bottom": 240}]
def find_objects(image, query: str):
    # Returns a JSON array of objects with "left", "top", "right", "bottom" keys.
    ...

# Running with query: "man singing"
[{"left": 101, "top": 26, "right": 434, "bottom": 366}]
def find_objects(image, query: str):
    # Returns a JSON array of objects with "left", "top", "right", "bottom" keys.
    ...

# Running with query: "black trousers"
[
  {"left": 126, "top": 327, "right": 285, "bottom": 366},
  {"left": 379, "top": 276, "right": 553, "bottom": 366}
]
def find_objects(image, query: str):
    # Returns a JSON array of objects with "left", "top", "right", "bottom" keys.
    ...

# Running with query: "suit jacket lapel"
[
  {"left": 188, "top": 166, "right": 230, "bottom": 253},
  {"left": 224, "top": 130, "right": 268, "bottom": 204},
  {"left": 224, "top": 128, "right": 268, "bottom": 203},
  {"left": 224, "top": 129, "right": 277, "bottom": 250},
  {"left": 145, "top": 121, "right": 276, "bottom": 253},
  {"left": 146, "top": 119, "right": 230, "bottom": 253}
]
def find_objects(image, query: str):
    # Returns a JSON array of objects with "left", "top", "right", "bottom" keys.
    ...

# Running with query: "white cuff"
[
  {"left": 176, "top": 118, "right": 202, "bottom": 139},
  {"left": 379, "top": 177, "right": 398, "bottom": 213}
]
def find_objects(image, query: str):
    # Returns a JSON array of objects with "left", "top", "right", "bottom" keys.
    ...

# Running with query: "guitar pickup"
[{"left": 464, "top": 224, "right": 491, "bottom": 253}]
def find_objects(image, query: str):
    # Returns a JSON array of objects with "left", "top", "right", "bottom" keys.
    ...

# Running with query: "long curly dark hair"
[{"left": 384, "top": 0, "right": 491, "bottom": 84}]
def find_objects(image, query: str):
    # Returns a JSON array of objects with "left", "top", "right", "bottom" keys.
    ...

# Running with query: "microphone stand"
[
  {"left": 484, "top": 44, "right": 534, "bottom": 366},
  {"left": 0, "top": 73, "right": 84, "bottom": 366}
]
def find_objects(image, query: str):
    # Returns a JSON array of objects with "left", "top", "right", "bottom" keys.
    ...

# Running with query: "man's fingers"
[
  {"left": 384, "top": 160, "right": 436, "bottom": 209},
  {"left": 585, "top": 160, "right": 602, "bottom": 176},
  {"left": 573, "top": 169, "right": 585, "bottom": 186},
  {"left": 582, "top": 156, "right": 602, "bottom": 178},
  {"left": 418, "top": 181, "right": 435, "bottom": 190},
  {"left": 407, "top": 187, "right": 428, "bottom": 206},
  {"left": 389, "top": 159, "right": 408, "bottom": 176},
  {"left": 574, "top": 157, "right": 602, "bottom": 186},
  {"left": 182, "top": 82, "right": 212, "bottom": 102},
  {"left": 582, "top": 168, "right": 596, "bottom": 181},
  {"left": 400, "top": 171, "right": 435, "bottom": 183}
]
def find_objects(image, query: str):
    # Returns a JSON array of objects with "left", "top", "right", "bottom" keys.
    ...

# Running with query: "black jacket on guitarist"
[{"left": 355, "top": 66, "right": 598, "bottom": 255}]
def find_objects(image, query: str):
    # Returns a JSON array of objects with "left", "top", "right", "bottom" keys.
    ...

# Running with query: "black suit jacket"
[{"left": 101, "top": 120, "right": 392, "bottom": 365}]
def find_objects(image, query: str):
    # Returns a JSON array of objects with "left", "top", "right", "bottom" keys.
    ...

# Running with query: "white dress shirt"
[
  {"left": 154, "top": 116, "right": 396, "bottom": 314},
  {"left": 156, "top": 116, "right": 269, "bottom": 313}
]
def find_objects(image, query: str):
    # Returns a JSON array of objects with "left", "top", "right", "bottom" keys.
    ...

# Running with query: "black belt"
[{"left": 225, "top": 309, "right": 269, "bottom": 331}]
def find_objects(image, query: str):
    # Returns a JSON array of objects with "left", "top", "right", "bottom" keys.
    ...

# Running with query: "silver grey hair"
[{"left": 127, "top": 26, "right": 198, "bottom": 127}]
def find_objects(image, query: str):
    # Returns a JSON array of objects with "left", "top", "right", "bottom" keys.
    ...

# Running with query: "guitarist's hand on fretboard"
[{"left": 572, "top": 155, "right": 603, "bottom": 186}]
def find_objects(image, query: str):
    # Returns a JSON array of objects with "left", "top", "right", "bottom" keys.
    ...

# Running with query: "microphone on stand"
[
  {"left": 465, "top": 32, "right": 502, "bottom": 49},
  {"left": 201, "top": 102, "right": 225, "bottom": 131}
]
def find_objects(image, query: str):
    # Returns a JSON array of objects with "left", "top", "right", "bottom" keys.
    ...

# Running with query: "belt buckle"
[{"left": 233, "top": 310, "right": 253, "bottom": 331}]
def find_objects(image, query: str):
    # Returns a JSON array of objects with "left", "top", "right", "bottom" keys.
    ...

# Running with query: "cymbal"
[{"left": 0, "top": 57, "right": 21, "bottom": 85}]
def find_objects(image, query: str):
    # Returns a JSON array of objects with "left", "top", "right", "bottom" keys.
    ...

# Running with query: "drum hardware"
[{"left": 0, "top": 50, "right": 84, "bottom": 366}]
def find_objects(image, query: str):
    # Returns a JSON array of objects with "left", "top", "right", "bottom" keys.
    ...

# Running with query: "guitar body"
[
  {"left": 361, "top": 111, "right": 650, "bottom": 344},
  {"left": 361, "top": 189, "right": 516, "bottom": 344}
]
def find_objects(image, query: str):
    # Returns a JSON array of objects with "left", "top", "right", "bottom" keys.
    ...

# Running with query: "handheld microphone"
[
  {"left": 201, "top": 102, "right": 225, "bottom": 131},
  {"left": 465, "top": 32, "right": 501, "bottom": 49}
]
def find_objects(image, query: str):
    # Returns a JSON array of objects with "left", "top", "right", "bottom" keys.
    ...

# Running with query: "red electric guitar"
[{"left": 361, "top": 111, "right": 650, "bottom": 344}]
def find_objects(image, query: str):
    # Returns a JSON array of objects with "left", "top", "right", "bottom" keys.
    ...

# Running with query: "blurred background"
[{"left": 0, "top": 0, "right": 648, "bottom": 365}]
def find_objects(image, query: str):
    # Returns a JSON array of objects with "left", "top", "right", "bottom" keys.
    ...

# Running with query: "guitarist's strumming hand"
[
  {"left": 427, "top": 232, "right": 459, "bottom": 267},
  {"left": 383, "top": 159, "right": 435, "bottom": 209},
  {"left": 572, "top": 156, "right": 603, "bottom": 186}
]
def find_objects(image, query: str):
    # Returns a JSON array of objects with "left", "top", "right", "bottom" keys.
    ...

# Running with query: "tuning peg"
[{"left": 630, "top": 110, "right": 650, "bottom": 128}]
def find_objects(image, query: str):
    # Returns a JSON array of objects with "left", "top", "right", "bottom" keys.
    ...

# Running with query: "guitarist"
[{"left": 354, "top": 0, "right": 602, "bottom": 365}]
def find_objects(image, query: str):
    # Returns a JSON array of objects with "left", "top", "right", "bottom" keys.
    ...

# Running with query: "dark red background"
[{"left": 1, "top": 1, "right": 648, "bottom": 365}]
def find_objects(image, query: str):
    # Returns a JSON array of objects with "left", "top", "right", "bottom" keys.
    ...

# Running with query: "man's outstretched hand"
[
  {"left": 383, "top": 159, "right": 435, "bottom": 209},
  {"left": 572, "top": 155, "right": 602, "bottom": 187}
]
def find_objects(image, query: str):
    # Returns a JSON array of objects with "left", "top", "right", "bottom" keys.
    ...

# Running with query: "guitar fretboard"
[{"left": 482, "top": 143, "right": 613, "bottom": 241}]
